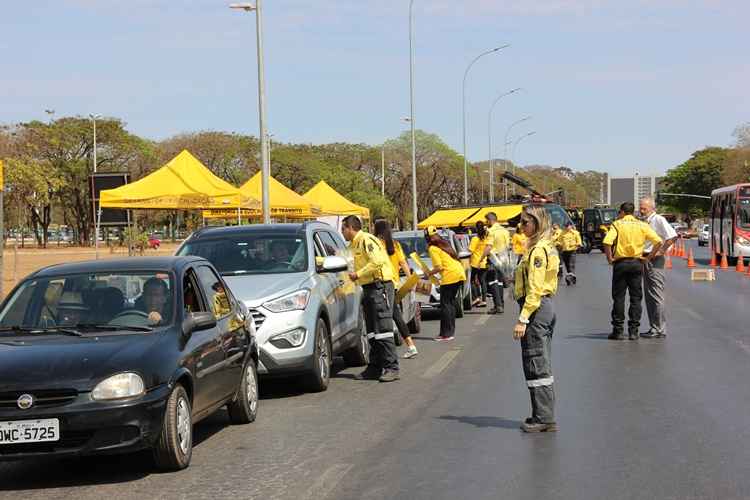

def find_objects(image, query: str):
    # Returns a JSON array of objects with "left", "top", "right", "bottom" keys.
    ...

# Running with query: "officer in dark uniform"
[
  {"left": 603, "top": 202, "right": 663, "bottom": 340},
  {"left": 341, "top": 215, "right": 400, "bottom": 382}
]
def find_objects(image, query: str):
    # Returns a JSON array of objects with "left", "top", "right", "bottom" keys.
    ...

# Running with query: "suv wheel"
[
  {"left": 343, "top": 307, "right": 370, "bottom": 367},
  {"left": 153, "top": 384, "right": 192, "bottom": 471},
  {"left": 407, "top": 302, "right": 422, "bottom": 334},
  {"left": 227, "top": 358, "right": 259, "bottom": 424},
  {"left": 305, "top": 318, "right": 331, "bottom": 392}
]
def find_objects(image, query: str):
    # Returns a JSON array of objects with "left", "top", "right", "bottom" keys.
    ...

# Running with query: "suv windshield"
[
  {"left": 394, "top": 236, "right": 429, "bottom": 259},
  {"left": 178, "top": 233, "right": 308, "bottom": 275},
  {"left": 0, "top": 271, "right": 174, "bottom": 331},
  {"left": 600, "top": 209, "right": 618, "bottom": 224}
]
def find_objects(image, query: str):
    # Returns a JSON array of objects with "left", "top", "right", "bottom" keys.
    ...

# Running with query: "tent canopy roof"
[
  {"left": 99, "top": 150, "right": 256, "bottom": 210},
  {"left": 302, "top": 180, "right": 370, "bottom": 218},
  {"left": 418, "top": 205, "right": 524, "bottom": 229},
  {"left": 460, "top": 205, "right": 523, "bottom": 226}
]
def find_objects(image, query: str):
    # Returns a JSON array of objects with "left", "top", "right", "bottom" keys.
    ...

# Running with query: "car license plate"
[{"left": 0, "top": 419, "right": 60, "bottom": 445}]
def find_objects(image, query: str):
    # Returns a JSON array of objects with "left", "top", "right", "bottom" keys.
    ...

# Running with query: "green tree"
[{"left": 662, "top": 147, "right": 729, "bottom": 213}]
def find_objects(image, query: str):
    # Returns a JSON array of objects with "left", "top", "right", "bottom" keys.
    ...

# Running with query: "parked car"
[
  {"left": 148, "top": 234, "right": 162, "bottom": 249},
  {"left": 393, "top": 229, "right": 472, "bottom": 318},
  {"left": 698, "top": 224, "right": 710, "bottom": 246},
  {"left": 176, "top": 222, "right": 368, "bottom": 392},
  {"left": 0, "top": 256, "right": 258, "bottom": 471}
]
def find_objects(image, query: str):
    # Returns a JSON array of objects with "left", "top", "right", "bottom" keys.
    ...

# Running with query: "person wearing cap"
[
  {"left": 513, "top": 206, "right": 560, "bottom": 433},
  {"left": 424, "top": 226, "right": 465, "bottom": 342},
  {"left": 342, "top": 215, "right": 400, "bottom": 382},
  {"left": 482, "top": 212, "right": 510, "bottom": 314},
  {"left": 558, "top": 222, "right": 583, "bottom": 285},
  {"left": 511, "top": 224, "right": 527, "bottom": 264},
  {"left": 56, "top": 291, "right": 90, "bottom": 327},
  {"left": 603, "top": 202, "right": 663, "bottom": 341}
]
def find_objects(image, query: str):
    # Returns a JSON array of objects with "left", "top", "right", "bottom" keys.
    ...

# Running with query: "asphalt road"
[{"left": 2, "top": 240, "right": 749, "bottom": 500}]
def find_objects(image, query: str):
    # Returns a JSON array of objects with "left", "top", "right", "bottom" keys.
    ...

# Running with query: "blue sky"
[{"left": 2, "top": 0, "right": 748, "bottom": 177}]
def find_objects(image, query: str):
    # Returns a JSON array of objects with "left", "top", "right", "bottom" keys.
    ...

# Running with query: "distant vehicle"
[
  {"left": 393, "top": 229, "right": 472, "bottom": 318},
  {"left": 176, "top": 222, "right": 367, "bottom": 392},
  {"left": 710, "top": 183, "right": 750, "bottom": 260},
  {"left": 148, "top": 234, "right": 162, "bottom": 249},
  {"left": 579, "top": 207, "right": 618, "bottom": 253},
  {"left": 698, "top": 224, "right": 710, "bottom": 246},
  {"left": 0, "top": 256, "right": 259, "bottom": 471}
]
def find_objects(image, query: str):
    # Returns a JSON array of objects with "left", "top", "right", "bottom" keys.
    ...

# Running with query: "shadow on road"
[
  {"left": 437, "top": 415, "right": 520, "bottom": 430},
  {"left": 564, "top": 332, "right": 612, "bottom": 341}
]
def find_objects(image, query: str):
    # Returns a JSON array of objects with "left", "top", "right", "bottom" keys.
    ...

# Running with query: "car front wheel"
[
  {"left": 228, "top": 358, "right": 259, "bottom": 424},
  {"left": 153, "top": 384, "right": 192, "bottom": 471},
  {"left": 305, "top": 318, "right": 331, "bottom": 392}
]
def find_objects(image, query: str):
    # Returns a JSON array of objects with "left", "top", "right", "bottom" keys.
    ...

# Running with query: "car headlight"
[
  {"left": 262, "top": 289, "right": 311, "bottom": 313},
  {"left": 92, "top": 373, "right": 145, "bottom": 401},
  {"left": 269, "top": 328, "right": 307, "bottom": 348},
  {"left": 737, "top": 236, "right": 750, "bottom": 246}
]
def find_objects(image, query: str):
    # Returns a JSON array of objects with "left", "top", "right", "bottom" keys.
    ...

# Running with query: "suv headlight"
[
  {"left": 269, "top": 328, "right": 307, "bottom": 348},
  {"left": 262, "top": 289, "right": 311, "bottom": 313},
  {"left": 92, "top": 373, "right": 145, "bottom": 401}
]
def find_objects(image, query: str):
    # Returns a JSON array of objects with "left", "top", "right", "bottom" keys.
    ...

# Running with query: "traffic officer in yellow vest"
[
  {"left": 602, "top": 202, "right": 663, "bottom": 341},
  {"left": 483, "top": 212, "right": 510, "bottom": 314},
  {"left": 513, "top": 206, "right": 559, "bottom": 432},
  {"left": 341, "top": 215, "right": 400, "bottom": 382},
  {"left": 558, "top": 222, "right": 582, "bottom": 286}
]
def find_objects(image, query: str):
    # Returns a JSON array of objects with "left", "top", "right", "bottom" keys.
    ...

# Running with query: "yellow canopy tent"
[
  {"left": 302, "top": 181, "right": 370, "bottom": 219},
  {"left": 99, "top": 150, "right": 257, "bottom": 210},
  {"left": 203, "top": 172, "right": 321, "bottom": 220},
  {"left": 417, "top": 208, "right": 480, "bottom": 229},
  {"left": 460, "top": 205, "right": 523, "bottom": 227}
]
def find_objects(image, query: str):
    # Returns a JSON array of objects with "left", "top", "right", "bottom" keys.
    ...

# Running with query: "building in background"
[{"left": 608, "top": 173, "right": 665, "bottom": 209}]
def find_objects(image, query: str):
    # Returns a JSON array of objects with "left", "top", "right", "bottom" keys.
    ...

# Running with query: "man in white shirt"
[{"left": 639, "top": 197, "right": 678, "bottom": 338}]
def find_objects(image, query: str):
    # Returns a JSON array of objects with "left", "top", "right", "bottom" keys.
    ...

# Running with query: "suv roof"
[{"left": 187, "top": 221, "right": 333, "bottom": 241}]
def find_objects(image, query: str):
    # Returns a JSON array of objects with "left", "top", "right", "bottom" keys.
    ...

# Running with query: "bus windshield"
[{"left": 739, "top": 199, "right": 750, "bottom": 229}]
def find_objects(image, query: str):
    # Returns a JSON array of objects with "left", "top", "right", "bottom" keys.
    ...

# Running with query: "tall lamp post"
[
  {"left": 461, "top": 44, "right": 509, "bottom": 205},
  {"left": 502, "top": 116, "right": 531, "bottom": 200},
  {"left": 511, "top": 131, "right": 536, "bottom": 195},
  {"left": 487, "top": 87, "right": 521, "bottom": 202},
  {"left": 90, "top": 114, "right": 102, "bottom": 258},
  {"left": 408, "top": 0, "right": 418, "bottom": 230},
  {"left": 231, "top": 2, "right": 270, "bottom": 224}
]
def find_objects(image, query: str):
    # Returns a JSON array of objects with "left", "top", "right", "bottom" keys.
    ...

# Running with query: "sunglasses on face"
[{"left": 520, "top": 218, "right": 533, "bottom": 226}]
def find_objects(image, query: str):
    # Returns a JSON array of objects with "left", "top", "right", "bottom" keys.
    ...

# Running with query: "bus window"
[{"left": 739, "top": 199, "right": 750, "bottom": 229}]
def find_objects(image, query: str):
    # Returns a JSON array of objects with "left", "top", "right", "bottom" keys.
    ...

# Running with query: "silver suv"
[{"left": 176, "top": 222, "right": 367, "bottom": 392}]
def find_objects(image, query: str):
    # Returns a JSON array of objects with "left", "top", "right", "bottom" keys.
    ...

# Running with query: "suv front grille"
[
  {"left": 248, "top": 309, "right": 266, "bottom": 331},
  {"left": 0, "top": 389, "right": 78, "bottom": 410}
]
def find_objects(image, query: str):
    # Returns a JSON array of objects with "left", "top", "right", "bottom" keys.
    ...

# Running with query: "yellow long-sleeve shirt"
[
  {"left": 488, "top": 223, "right": 510, "bottom": 252},
  {"left": 512, "top": 232, "right": 527, "bottom": 255},
  {"left": 514, "top": 238, "right": 559, "bottom": 321},
  {"left": 558, "top": 229, "right": 582, "bottom": 252},
  {"left": 351, "top": 231, "right": 393, "bottom": 285},
  {"left": 602, "top": 215, "right": 662, "bottom": 260},
  {"left": 469, "top": 235, "right": 490, "bottom": 269}
]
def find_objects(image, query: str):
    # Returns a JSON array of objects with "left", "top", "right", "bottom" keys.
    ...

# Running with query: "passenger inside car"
[
  {"left": 138, "top": 278, "right": 172, "bottom": 325},
  {"left": 91, "top": 287, "right": 125, "bottom": 324},
  {"left": 56, "top": 291, "right": 90, "bottom": 326},
  {"left": 39, "top": 282, "right": 64, "bottom": 327}
]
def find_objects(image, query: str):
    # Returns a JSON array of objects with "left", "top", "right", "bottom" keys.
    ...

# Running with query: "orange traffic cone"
[
  {"left": 679, "top": 240, "right": 686, "bottom": 258},
  {"left": 686, "top": 248, "right": 696, "bottom": 268},
  {"left": 665, "top": 254, "right": 673, "bottom": 269},
  {"left": 720, "top": 252, "right": 729, "bottom": 270},
  {"left": 737, "top": 256, "right": 746, "bottom": 273},
  {"left": 709, "top": 251, "right": 718, "bottom": 267}
]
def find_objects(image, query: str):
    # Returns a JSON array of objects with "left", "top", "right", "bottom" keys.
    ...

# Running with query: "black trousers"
[
  {"left": 611, "top": 259, "right": 643, "bottom": 334},
  {"left": 439, "top": 281, "right": 463, "bottom": 338},
  {"left": 471, "top": 267, "right": 487, "bottom": 302},
  {"left": 486, "top": 268, "right": 505, "bottom": 309},
  {"left": 393, "top": 300, "right": 409, "bottom": 340},
  {"left": 518, "top": 296, "right": 556, "bottom": 424},
  {"left": 362, "top": 281, "right": 399, "bottom": 372},
  {"left": 561, "top": 251, "right": 576, "bottom": 274}
]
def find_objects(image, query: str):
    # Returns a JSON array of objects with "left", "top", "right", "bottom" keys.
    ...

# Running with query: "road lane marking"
[
  {"left": 306, "top": 463, "right": 353, "bottom": 500},
  {"left": 474, "top": 314, "right": 490, "bottom": 326},
  {"left": 422, "top": 347, "right": 463, "bottom": 379}
]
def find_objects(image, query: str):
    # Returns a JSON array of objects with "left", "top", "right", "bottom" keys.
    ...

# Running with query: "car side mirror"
[
  {"left": 458, "top": 250, "right": 471, "bottom": 260},
  {"left": 319, "top": 255, "right": 348, "bottom": 273},
  {"left": 182, "top": 311, "right": 217, "bottom": 337}
]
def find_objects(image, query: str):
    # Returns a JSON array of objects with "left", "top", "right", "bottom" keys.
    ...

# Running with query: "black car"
[{"left": 0, "top": 256, "right": 259, "bottom": 471}]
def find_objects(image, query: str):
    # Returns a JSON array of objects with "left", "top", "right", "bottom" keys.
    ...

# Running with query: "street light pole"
[
  {"left": 231, "top": 2, "right": 270, "bottom": 224},
  {"left": 511, "top": 131, "right": 536, "bottom": 195},
  {"left": 381, "top": 144, "right": 385, "bottom": 197},
  {"left": 408, "top": 0, "right": 418, "bottom": 230},
  {"left": 502, "top": 116, "right": 532, "bottom": 200},
  {"left": 488, "top": 87, "right": 521, "bottom": 203},
  {"left": 461, "top": 44, "right": 509, "bottom": 205}
]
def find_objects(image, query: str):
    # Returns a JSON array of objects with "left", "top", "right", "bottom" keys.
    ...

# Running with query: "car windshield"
[
  {"left": 395, "top": 236, "right": 429, "bottom": 259},
  {"left": 178, "top": 233, "right": 308, "bottom": 275},
  {"left": 0, "top": 271, "right": 175, "bottom": 332},
  {"left": 739, "top": 199, "right": 750, "bottom": 229},
  {"left": 543, "top": 204, "right": 573, "bottom": 228},
  {"left": 600, "top": 209, "right": 618, "bottom": 224}
]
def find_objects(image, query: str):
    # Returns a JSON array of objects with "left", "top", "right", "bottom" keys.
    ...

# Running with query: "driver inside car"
[
  {"left": 140, "top": 277, "right": 171, "bottom": 326},
  {"left": 269, "top": 241, "right": 290, "bottom": 263}
]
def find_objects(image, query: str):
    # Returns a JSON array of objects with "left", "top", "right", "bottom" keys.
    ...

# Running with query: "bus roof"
[{"left": 711, "top": 183, "right": 750, "bottom": 196}]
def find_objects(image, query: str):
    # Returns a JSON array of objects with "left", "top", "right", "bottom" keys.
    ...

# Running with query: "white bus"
[{"left": 710, "top": 183, "right": 750, "bottom": 260}]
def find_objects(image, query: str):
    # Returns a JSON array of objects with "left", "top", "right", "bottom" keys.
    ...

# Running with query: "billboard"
[{"left": 89, "top": 173, "right": 131, "bottom": 226}]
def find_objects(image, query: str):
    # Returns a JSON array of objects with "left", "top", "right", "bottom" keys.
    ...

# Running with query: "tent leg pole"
[
  {"left": 95, "top": 201, "right": 103, "bottom": 260},
  {"left": 237, "top": 207, "right": 241, "bottom": 226}
]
